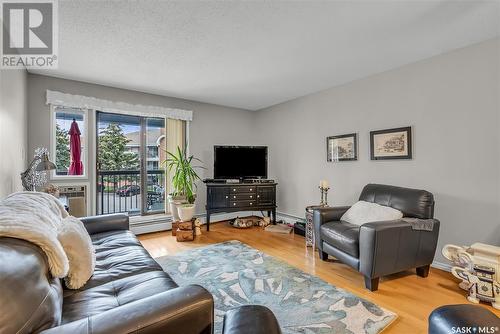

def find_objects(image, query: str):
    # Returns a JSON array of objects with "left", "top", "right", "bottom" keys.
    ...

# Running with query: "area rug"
[{"left": 156, "top": 240, "right": 396, "bottom": 334}]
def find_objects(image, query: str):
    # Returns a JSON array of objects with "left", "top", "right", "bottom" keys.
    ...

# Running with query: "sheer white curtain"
[{"left": 165, "top": 119, "right": 186, "bottom": 212}]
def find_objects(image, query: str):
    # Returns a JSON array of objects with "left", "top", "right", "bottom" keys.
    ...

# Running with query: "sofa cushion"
[
  {"left": 92, "top": 229, "right": 144, "bottom": 250},
  {"left": 62, "top": 271, "right": 178, "bottom": 323},
  {"left": 61, "top": 229, "right": 178, "bottom": 323},
  {"left": 321, "top": 222, "right": 360, "bottom": 258},
  {"left": 69, "top": 230, "right": 165, "bottom": 291}
]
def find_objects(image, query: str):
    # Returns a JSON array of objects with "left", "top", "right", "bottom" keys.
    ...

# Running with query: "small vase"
[
  {"left": 168, "top": 195, "right": 187, "bottom": 221},
  {"left": 178, "top": 204, "right": 196, "bottom": 222}
]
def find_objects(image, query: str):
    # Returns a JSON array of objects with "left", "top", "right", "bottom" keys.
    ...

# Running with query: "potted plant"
[{"left": 165, "top": 146, "right": 203, "bottom": 222}]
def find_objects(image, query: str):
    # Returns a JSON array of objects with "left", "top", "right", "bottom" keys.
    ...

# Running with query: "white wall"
[
  {"left": 0, "top": 69, "right": 28, "bottom": 198},
  {"left": 256, "top": 38, "right": 500, "bottom": 265},
  {"left": 27, "top": 74, "right": 256, "bottom": 215}
]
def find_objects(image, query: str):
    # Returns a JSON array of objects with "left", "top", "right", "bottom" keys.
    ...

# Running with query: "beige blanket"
[{"left": 0, "top": 192, "right": 70, "bottom": 277}]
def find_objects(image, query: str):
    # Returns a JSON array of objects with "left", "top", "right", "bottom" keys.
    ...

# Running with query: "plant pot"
[
  {"left": 178, "top": 204, "right": 196, "bottom": 222},
  {"left": 168, "top": 195, "right": 187, "bottom": 221}
]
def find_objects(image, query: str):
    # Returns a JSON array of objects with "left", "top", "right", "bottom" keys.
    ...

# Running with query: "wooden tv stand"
[{"left": 205, "top": 182, "right": 277, "bottom": 231}]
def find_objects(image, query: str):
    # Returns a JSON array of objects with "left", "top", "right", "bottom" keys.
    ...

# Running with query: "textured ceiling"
[{"left": 30, "top": 1, "right": 500, "bottom": 110}]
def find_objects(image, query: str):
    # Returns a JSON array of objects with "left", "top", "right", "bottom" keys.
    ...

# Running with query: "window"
[
  {"left": 51, "top": 106, "right": 88, "bottom": 178},
  {"left": 96, "top": 112, "right": 173, "bottom": 216}
]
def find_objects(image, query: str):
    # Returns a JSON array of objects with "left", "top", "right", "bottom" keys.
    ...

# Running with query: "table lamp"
[{"left": 21, "top": 148, "right": 56, "bottom": 191}]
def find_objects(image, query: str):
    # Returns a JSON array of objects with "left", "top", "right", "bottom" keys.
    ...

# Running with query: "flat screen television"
[{"left": 214, "top": 146, "right": 268, "bottom": 179}]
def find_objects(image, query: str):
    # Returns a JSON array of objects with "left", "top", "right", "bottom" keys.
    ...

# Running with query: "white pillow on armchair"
[{"left": 340, "top": 200, "right": 403, "bottom": 226}]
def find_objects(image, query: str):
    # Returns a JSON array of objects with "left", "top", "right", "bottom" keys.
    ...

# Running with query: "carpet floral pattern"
[{"left": 156, "top": 240, "right": 396, "bottom": 334}]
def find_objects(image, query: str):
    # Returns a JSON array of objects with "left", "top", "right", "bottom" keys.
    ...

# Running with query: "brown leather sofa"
[
  {"left": 0, "top": 213, "right": 281, "bottom": 334},
  {"left": 314, "top": 184, "right": 440, "bottom": 291}
]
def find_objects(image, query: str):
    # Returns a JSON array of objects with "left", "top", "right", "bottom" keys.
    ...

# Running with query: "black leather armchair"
[{"left": 314, "top": 184, "right": 440, "bottom": 291}]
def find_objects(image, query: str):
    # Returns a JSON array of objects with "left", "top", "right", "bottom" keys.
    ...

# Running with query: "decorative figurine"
[
  {"left": 43, "top": 184, "right": 60, "bottom": 198},
  {"left": 442, "top": 244, "right": 475, "bottom": 289},
  {"left": 444, "top": 243, "right": 500, "bottom": 309},
  {"left": 230, "top": 217, "right": 253, "bottom": 229},
  {"left": 194, "top": 218, "right": 202, "bottom": 236},
  {"left": 451, "top": 265, "right": 500, "bottom": 310},
  {"left": 443, "top": 243, "right": 500, "bottom": 285},
  {"left": 257, "top": 217, "right": 271, "bottom": 227}
]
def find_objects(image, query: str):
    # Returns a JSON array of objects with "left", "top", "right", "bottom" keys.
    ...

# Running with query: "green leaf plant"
[{"left": 163, "top": 146, "right": 204, "bottom": 204}]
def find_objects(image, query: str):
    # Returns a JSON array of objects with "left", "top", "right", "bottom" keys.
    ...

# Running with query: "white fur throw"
[
  {"left": 0, "top": 192, "right": 96, "bottom": 288},
  {"left": 58, "top": 216, "right": 96, "bottom": 289},
  {"left": 341, "top": 200, "right": 403, "bottom": 226},
  {"left": 0, "top": 192, "right": 69, "bottom": 277}
]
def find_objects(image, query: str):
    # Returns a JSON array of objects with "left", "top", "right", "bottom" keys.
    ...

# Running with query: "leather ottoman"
[
  {"left": 223, "top": 305, "right": 281, "bottom": 334},
  {"left": 428, "top": 304, "right": 499, "bottom": 334}
]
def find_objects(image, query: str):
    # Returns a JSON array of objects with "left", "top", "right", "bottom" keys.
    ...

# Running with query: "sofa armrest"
[
  {"left": 359, "top": 218, "right": 440, "bottom": 278},
  {"left": 40, "top": 284, "right": 214, "bottom": 334},
  {"left": 80, "top": 213, "right": 129, "bottom": 235}
]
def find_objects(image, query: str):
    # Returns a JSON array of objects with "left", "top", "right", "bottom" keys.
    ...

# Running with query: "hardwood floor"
[{"left": 139, "top": 221, "right": 500, "bottom": 334}]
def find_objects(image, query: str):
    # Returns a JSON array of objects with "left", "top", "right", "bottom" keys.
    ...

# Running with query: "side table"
[{"left": 305, "top": 205, "right": 328, "bottom": 247}]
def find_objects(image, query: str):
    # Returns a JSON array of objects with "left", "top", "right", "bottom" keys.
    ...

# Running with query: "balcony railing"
[{"left": 97, "top": 170, "right": 165, "bottom": 215}]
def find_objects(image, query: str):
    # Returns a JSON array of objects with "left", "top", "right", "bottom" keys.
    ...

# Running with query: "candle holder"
[{"left": 319, "top": 186, "right": 330, "bottom": 206}]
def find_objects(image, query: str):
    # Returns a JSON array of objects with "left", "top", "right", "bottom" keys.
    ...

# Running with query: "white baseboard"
[
  {"left": 431, "top": 261, "right": 451, "bottom": 272},
  {"left": 276, "top": 211, "right": 304, "bottom": 225},
  {"left": 130, "top": 214, "right": 173, "bottom": 234},
  {"left": 131, "top": 221, "right": 172, "bottom": 235}
]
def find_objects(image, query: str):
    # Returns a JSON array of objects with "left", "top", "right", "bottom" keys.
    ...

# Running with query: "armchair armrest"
[
  {"left": 313, "top": 206, "right": 350, "bottom": 250},
  {"left": 313, "top": 206, "right": 350, "bottom": 225},
  {"left": 40, "top": 284, "right": 214, "bottom": 334},
  {"left": 80, "top": 213, "right": 129, "bottom": 235},
  {"left": 359, "top": 218, "right": 440, "bottom": 278}
]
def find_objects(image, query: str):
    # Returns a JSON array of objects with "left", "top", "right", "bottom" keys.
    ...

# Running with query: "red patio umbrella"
[{"left": 68, "top": 119, "right": 83, "bottom": 175}]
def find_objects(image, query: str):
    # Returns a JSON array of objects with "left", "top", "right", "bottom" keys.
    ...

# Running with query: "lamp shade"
[{"left": 36, "top": 153, "right": 56, "bottom": 171}]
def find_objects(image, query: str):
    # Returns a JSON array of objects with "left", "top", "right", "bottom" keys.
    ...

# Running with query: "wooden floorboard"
[{"left": 139, "top": 221, "right": 500, "bottom": 334}]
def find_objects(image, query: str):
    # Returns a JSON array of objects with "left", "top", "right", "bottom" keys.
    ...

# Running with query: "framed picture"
[
  {"left": 370, "top": 126, "right": 412, "bottom": 160},
  {"left": 327, "top": 133, "right": 357, "bottom": 162}
]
